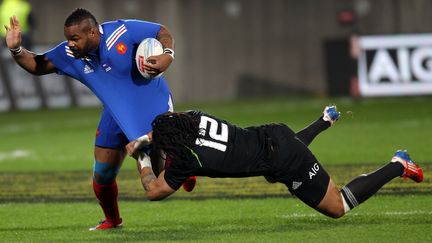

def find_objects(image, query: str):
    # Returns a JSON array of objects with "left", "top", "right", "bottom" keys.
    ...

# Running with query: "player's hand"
[
  {"left": 126, "top": 140, "right": 140, "bottom": 158},
  {"left": 126, "top": 133, "right": 152, "bottom": 158},
  {"left": 144, "top": 53, "right": 173, "bottom": 75},
  {"left": 4, "top": 16, "right": 22, "bottom": 49}
]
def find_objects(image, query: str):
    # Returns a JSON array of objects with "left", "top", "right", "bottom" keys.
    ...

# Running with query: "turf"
[
  {"left": 1, "top": 165, "right": 430, "bottom": 202},
  {"left": 0, "top": 196, "right": 431, "bottom": 242}
]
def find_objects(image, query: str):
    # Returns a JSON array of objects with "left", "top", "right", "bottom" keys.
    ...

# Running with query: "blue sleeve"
[
  {"left": 43, "top": 42, "right": 77, "bottom": 77},
  {"left": 124, "top": 19, "right": 161, "bottom": 44}
]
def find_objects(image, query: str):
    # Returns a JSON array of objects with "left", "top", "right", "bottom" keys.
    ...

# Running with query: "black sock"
[
  {"left": 296, "top": 116, "right": 330, "bottom": 146},
  {"left": 340, "top": 162, "right": 405, "bottom": 210}
]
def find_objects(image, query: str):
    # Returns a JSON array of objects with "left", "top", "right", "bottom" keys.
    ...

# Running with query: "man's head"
[
  {"left": 64, "top": 8, "right": 100, "bottom": 58},
  {"left": 152, "top": 112, "right": 201, "bottom": 162}
]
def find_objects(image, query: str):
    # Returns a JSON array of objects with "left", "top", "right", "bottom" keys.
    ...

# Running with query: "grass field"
[
  {"left": 1, "top": 196, "right": 431, "bottom": 242},
  {"left": 0, "top": 96, "right": 431, "bottom": 242}
]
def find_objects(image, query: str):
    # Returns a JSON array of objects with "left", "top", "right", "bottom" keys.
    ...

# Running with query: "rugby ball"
[{"left": 135, "top": 38, "right": 164, "bottom": 79}]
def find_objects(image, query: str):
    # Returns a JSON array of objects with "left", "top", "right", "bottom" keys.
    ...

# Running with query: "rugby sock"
[
  {"left": 93, "top": 179, "right": 121, "bottom": 224},
  {"left": 340, "top": 162, "right": 404, "bottom": 211},
  {"left": 296, "top": 116, "right": 330, "bottom": 146}
]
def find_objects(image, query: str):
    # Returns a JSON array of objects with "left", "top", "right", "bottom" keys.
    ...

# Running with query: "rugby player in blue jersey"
[{"left": 4, "top": 8, "right": 196, "bottom": 230}]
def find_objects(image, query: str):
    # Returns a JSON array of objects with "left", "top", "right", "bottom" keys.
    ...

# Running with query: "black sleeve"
[{"left": 164, "top": 166, "right": 188, "bottom": 190}]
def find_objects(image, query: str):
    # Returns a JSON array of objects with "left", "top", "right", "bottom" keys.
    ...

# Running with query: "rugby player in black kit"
[{"left": 126, "top": 106, "right": 423, "bottom": 218}]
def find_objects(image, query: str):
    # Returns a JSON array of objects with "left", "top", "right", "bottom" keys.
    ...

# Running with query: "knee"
[
  {"left": 93, "top": 160, "right": 120, "bottom": 184},
  {"left": 326, "top": 206, "right": 345, "bottom": 219},
  {"left": 316, "top": 194, "right": 346, "bottom": 219},
  {"left": 324, "top": 196, "right": 346, "bottom": 219}
]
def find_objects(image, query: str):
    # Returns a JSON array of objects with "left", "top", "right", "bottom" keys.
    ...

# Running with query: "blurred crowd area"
[{"left": 1, "top": 0, "right": 431, "bottom": 110}]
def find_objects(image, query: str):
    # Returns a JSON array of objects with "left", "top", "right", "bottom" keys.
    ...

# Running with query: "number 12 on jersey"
[{"left": 195, "top": 116, "right": 228, "bottom": 152}]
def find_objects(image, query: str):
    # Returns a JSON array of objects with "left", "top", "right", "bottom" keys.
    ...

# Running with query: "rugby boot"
[
  {"left": 89, "top": 218, "right": 123, "bottom": 231},
  {"left": 391, "top": 150, "right": 424, "bottom": 183}
]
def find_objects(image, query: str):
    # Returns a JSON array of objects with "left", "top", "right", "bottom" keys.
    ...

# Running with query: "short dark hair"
[{"left": 64, "top": 8, "right": 98, "bottom": 27}]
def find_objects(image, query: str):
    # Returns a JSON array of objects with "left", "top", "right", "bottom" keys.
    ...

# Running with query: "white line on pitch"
[
  {"left": 278, "top": 210, "right": 432, "bottom": 218},
  {"left": 0, "top": 150, "right": 32, "bottom": 162}
]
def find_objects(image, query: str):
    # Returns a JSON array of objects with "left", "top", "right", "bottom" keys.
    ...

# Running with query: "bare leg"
[
  {"left": 95, "top": 146, "right": 126, "bottom": 164},
  {"left": 315, "top": 179, "right": 345, "bottom": 218}
]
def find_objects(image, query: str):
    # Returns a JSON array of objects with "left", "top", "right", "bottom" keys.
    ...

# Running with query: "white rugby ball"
[{"left": 135, "top": 38, "right": 163, "bottom": 79}]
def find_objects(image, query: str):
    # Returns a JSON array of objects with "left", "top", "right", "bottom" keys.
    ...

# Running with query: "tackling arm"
[
  {"left": 125, "top": 132, "right": 165, "bottom": 176},
  {"left": 127, "top": 135, "right": 175, "bottom": 200},
  {"left": 137, "top": 154, "right": 176, "bottom": 201}
]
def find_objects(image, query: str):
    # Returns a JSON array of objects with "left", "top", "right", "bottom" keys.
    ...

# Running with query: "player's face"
[{"left": 64, "top": 20, "right": 99, "bottom": 58}]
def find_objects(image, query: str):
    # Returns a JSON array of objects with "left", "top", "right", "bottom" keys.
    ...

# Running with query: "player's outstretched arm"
[
  {"left": 137, "top": 153, "right": 176, "bottom": 201},
  {"left": 5, "top": 16, "right": 56, "bottom": 75}
]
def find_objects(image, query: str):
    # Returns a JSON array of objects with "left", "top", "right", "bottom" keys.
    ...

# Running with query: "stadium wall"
[{"left": 1, "top": 0, "right": 431, "bottom": 110}]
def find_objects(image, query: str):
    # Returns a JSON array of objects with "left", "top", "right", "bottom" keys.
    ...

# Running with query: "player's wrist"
[
  {"left": 136, "top": 134, "right": 151, "bottom": 145},
  {"left": 137, "top": 152, "right": 152, "bottom": 170},
  {"left": 163, "top": 48, "right": 175, "bottom": 59},
  {"left": 10, "top": 46, "right": 23, "bottom": 56}
]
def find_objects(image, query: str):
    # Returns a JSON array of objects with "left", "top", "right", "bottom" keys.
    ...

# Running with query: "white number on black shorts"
[{"left": 195, "top": 116, "right": 228, "bottom": 152}]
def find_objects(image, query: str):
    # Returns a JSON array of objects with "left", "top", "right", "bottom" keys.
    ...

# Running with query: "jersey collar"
[{"left": 96, "top": 24, "right": 110, "bottom": 68}]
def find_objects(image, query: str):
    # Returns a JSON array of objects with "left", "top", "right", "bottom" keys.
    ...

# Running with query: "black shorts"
[
  {"left": 284, "top": 159, "right": 330, "bottom": 208},
  {"left": 262, "top": 124, "right": 330, "bottom": 208}
]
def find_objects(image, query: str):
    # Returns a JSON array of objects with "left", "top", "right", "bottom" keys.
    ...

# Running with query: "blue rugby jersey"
[{"left": 44, "top": 20, "right": 172, "bottom": 141}]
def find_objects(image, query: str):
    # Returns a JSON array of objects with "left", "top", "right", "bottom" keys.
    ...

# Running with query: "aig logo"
[
  {"left": 309, "top": 163, "right": 320, "bottom": 179},
  {"left": 367, "top": 47, "right": 432, "bottom": 83},
  {"left": 358, "top": 34, "right": 432, "bottom": 96}
]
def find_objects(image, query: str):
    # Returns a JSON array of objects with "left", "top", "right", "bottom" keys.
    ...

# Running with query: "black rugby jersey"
[{"left": 164, "top": 111, "right": 272, "bottom": 190}]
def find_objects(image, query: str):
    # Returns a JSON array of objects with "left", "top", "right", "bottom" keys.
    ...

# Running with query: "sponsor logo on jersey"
[
  {"left": 106, "top": 24, "right": 127, "bottom": 50},
  {"left": 84, "top": 64, "right": 94, "bottom": 74},
  {"left": 309, "top": 163, "right": 320, "bottom": 179},
  {"left": 292, "top": 181, "right": 303, "bottom": 190},
  {"left": 116, "top": 42, "right": 127, "bottom": 54}
]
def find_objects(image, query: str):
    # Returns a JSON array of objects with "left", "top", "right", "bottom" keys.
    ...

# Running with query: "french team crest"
[{"left": 116, "top": 42, "right": 127, "bottom": 54}]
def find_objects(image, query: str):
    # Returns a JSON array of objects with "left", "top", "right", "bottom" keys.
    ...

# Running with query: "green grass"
[
  {"left": 0, "top": 96, "right": 431, "bottom": 242},
  {"left": 1, "top": 96, "right": 431, "bottom": 172},
  {"left": 1, "top": 165, "right": 430, "bottom": 202},
  {"left": 0, "top": 196, "right": 431, "bottom": 242}
]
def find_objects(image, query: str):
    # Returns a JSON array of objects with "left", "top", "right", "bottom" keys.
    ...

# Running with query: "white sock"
[{"left": 341, "top": 192, "right": 351, "bottom": 213}]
